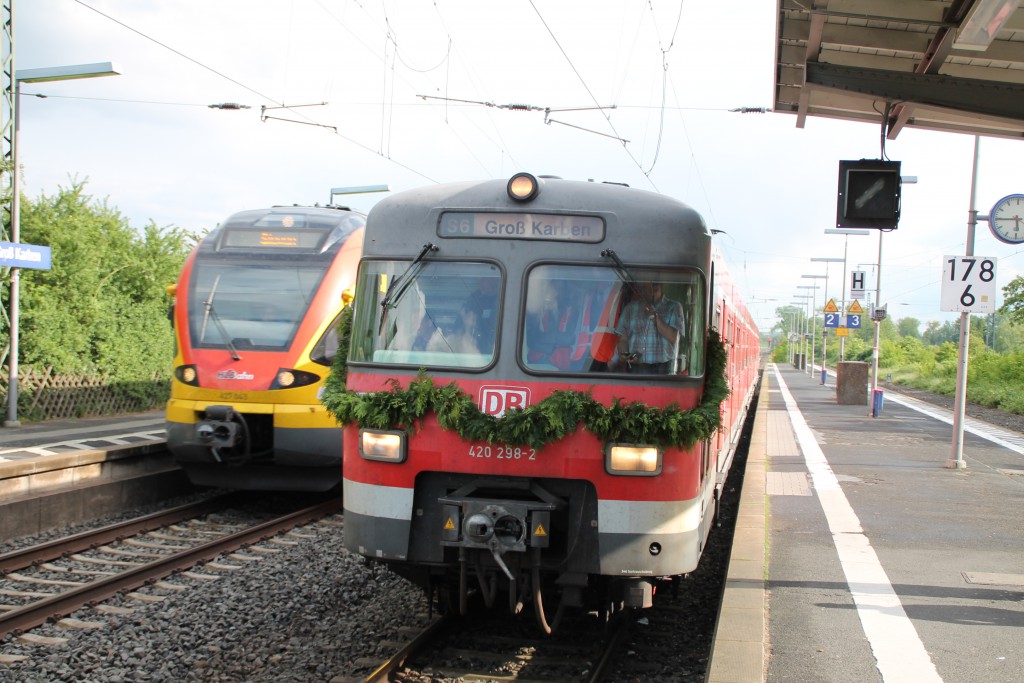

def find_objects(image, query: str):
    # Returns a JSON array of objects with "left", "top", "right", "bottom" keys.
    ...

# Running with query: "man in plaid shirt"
[{"left": 612, "top": 279, "right": 684, "bottom": 374}]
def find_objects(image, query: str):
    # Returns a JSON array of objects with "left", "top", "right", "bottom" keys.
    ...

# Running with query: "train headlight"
[
  {"left": 507, "top": 172, "right": 540, "bottom": 202},
  {"left": 175, "top": 365, "right": 199, "bottom": 386},
  {"left": 270, "top": 368, "right": 321, "bottom": 390},
  {"left": 605, "top": 444, "right": 662, "bottom": 476},
  {"left": 359, "top": 429, "right": 407, "bottom": 463}
]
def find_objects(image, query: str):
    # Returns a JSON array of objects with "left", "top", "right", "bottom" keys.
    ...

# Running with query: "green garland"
[{"left": 321, "top": 305, "right": 729, "bottom": 451}]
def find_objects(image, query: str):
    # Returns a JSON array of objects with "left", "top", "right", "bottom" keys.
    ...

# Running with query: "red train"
[
  {"left": 323, "top": 173, "right": 759, "bottom": 629},
  {"left": 166, "top": 205, "right": 364, "bottom": 490}
]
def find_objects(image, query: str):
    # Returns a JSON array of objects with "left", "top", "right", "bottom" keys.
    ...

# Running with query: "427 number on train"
[{"left": 940, "top": 256, "right": 997, "bottom": 313}]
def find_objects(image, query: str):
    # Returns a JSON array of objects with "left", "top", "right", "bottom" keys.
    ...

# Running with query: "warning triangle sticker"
[
  {"left": 848, "top": 300, "right": 864, "bottom": 314},
  {"left": 823, "top": 298, "right": 839, "bottom": 313},
  {"left": 443, "top": 517, "right": 456, "bottom": 531},
  {"left": 533, "top": 523, "right": 548, "bottom": 537}
]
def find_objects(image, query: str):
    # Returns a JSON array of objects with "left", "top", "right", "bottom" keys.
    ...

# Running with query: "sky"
[{"left": 9, "top": 0, "right": 1024, "bottom": 336}]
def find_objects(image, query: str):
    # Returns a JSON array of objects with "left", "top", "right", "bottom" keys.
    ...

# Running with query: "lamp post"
[
  {"left": 789, "top": 302, "right": 804, "bottom": 368},
  {"left": 797, "top": 284, "right": 819, "bottom": 376},
  {"left": 794, "top": 294, "right": 814, "bottom": 371},
  {"left": 809, "top": 258, "right": 844, "bottom": 384},
  {"left": 801, "top": 275, "right": 828, "bottom": 380},
  {"left": 4, "top": 62, "right": 120, "bottom": 427}
]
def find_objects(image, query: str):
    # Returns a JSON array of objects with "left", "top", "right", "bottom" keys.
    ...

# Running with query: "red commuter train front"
[{"left": 326, "top": 174, "right": 758, "bottom": 628}]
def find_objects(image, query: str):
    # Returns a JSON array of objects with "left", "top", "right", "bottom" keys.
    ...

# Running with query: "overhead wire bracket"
[
  {"left": 417, "top": 94, "right": 625, "bottom": 143},
  {"left": 260, "top": 102, "right": 336, "bottom": 132}
]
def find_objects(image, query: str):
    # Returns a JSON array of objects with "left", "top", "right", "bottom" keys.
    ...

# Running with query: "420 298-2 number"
[{"left": 468, "top": 444, "right": 537, "bottom": 460}]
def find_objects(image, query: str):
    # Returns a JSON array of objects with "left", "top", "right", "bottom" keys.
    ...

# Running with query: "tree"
[
  {"left": 922, "top": 320, "right": 960, "bottom": 346},
  {"left": 897, "top": 317, "right": 921, "bottom": 338},
  {"left": 1000, "top": 275, "right": 1024, "bottom": 324},
  {"left": 7, "top": 181, "right": 196, "bottom": 382}
]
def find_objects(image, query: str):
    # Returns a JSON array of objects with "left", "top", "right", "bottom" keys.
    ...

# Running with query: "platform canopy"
[{"left": 774, "top": 0, "right": 1024, "bottom": 139}]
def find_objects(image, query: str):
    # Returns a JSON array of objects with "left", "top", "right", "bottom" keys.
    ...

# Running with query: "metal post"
[
  {"left": 4, "top": 77, "right": 19, "bottom": 426},
  {"left": 947, "top": 136, "right": 980, "bottom": 469},
  {"left": 809, "top": 287, "right": 817, "bottom": 377},
  {"left": 2, "top": 62, "right": 119, "bottom": 427},
  {"left": 871, "top": 231, "right": 884, "bottom": 417},
  {"left": 821, "top": 271, "right": 829, "bottom": 384},
  {"left": 840, "top": 234, "right": 849, "bottom": 360}
]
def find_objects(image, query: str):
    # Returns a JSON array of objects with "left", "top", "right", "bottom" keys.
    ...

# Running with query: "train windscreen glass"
[
  {"left": 350, "top": 261, "right": 501, "bottom": 369},
  {"left": 522, "top": 265, "right": 705, "bottom": 376},
  {"left": 188, "top": 261, "right": 330, "bottom": 351}
]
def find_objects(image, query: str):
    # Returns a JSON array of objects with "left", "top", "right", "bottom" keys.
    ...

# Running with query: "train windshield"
[
  {"left": 523, "top": 265, "right": 705, "bottom": 376},
  {"left": 350, "top": 261, "right": 501, "bottom": 369},
  {"left": 188, "top": 260, "right": 330, "bottom": 351}
]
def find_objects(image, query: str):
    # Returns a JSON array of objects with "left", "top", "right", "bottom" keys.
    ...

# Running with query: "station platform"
[
  {"left": 0, "top": 410, "right": 165, "bottom": 462},
  {"left": 0, "top": 411, "right": 180, "bottom": 541},
  {"left": 708, "top": 363, "right": 1024, "bottom": 683}
]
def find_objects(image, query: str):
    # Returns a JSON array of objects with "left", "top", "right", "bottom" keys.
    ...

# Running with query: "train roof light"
[{"left": 508, "top": 173, "right": 540, "bottom": 202}]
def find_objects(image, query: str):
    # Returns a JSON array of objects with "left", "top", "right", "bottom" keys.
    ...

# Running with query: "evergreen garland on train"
[{"left": 321, "top": 304, "right": 730, "bottom": 450}]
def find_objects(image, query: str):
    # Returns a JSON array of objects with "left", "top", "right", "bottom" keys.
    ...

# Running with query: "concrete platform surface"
[{"left": 708, "top": 363, "right": 1024, "bottom": 683}]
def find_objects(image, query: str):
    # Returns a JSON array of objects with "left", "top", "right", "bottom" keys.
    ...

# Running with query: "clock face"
[{"left": 990, "top": 194, "right": 1024, "bottom": 244}]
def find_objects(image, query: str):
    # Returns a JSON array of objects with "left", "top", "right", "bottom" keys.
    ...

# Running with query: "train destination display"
[{"left": 439, "top": 212, "right": 605, "bottom": 242}]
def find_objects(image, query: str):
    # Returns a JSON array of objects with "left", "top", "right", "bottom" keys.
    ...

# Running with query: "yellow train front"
[
  {"left": 328, "top": 174, "right": 759, "bottom": 629},
  {"left": 166, "top": 206, "right": 364, "bottom": 491}
]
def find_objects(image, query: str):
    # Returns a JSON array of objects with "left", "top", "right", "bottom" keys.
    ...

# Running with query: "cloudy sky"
[{"left": 12, "top": 0, "right": 1024, "bottom": 333}]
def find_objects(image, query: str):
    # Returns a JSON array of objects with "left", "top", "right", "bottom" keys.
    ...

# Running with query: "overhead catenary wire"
[
  {"left": 526, "top": 0, "right": 656, "bottom": 191},
  {"left": 71, "top": 0, "right": 440, "bottom": 184}
]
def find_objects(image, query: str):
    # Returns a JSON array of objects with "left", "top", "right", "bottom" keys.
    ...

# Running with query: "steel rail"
[
  {"left": 0, "top": 492, "right": 250, "bottom": 573},
  {"left": 0, "top": 497, "right": 343, "bottom": 639},
  {"left": 362, "top": 612, "right": 455, "bottom": 683},
  {"left": 586, "top": 609, "right": 635, "bottom": 683}
]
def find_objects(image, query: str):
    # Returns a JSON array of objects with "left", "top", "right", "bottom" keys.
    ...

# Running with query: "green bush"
[{"left": 8, "top": 182, "right": 196, "bottom": 385}]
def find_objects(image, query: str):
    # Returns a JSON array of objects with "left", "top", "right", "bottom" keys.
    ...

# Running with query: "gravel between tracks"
[{"left": 1, "top": 507, "right": 429, "bottom": 682}]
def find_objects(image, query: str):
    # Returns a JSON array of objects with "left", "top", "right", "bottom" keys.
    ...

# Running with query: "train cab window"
[
  {"left": 521, "top": 265, "right": 705, "bottom": 377},
  {"left": 188, "top": 261, "right": 329, "bottom": 351},
  {"left": 350, "top": 260, "right": 501, "bottom": 369}
]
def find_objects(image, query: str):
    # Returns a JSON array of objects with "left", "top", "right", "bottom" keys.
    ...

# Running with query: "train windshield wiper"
[
  {"left": 378, "top": 243, "right": 438, "bottom": 335},
  {"left": 601, "top": 248, "right": 656, "bottom": 309},
  {"left": 200, "top": 275, "right": 242, "bottom": 361}
]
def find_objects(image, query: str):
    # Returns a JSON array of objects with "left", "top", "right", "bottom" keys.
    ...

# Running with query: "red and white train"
[{"left": 326, "top": 173, "right": 759, "bottom": 629}]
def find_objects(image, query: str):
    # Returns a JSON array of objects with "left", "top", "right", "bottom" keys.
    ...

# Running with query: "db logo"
[{"left": 478, "top": 385, "right": 531, "bottom": 417}]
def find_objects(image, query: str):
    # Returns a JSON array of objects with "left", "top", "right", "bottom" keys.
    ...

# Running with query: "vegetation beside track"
[{"left": 771, "top": 305, "right": 1024, "bottom": 417}]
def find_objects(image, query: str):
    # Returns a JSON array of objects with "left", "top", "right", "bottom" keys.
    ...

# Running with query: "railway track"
[
  {"left": 0, "top": 493, "right": 343, "bottom": 640},
  {"left": 360, "top": 605, "right": 636, "bottom": 683}
]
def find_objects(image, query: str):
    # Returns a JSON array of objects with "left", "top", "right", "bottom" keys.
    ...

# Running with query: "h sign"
[{"left": 850, "top": 270, "right": 866, "bottom": 299}]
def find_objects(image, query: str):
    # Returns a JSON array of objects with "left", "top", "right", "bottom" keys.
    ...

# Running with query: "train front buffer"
[{"left": 439, "top": 480, "right": 564, "bottom": 613}]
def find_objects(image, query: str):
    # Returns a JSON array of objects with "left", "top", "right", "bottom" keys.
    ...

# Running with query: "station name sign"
[
  {"left": 438, "top": 212, "right": 605, "bottom": 243},
  {"left": 0, "top": 241, "right": 52, "bottom": 270}
]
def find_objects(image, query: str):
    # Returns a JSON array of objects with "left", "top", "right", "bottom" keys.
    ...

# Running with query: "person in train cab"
[
  {"left": 611, "top": 277, "right": 683, "bottom": 373},
  {"left": 525, "top": 280, "right": 576, "bottom": 370},
  {"left": 429, "top": 292, "right": 493, "bottom": 355}
]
